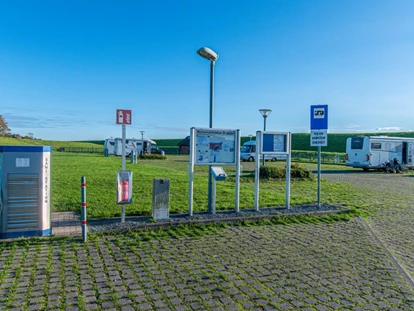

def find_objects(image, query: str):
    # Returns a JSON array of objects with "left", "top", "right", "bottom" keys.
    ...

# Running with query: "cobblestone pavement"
[
  {"left": 1, "top": 172, "right": 414, "bottom": 310},
  {"left": 322, "top": 172, "right": 414, "bottom": 285},
  {"left": 1, "top": 219, "right": 414, "bottom": 310}
]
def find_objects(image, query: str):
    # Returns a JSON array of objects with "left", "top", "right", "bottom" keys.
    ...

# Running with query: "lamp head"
[
  {"left": 197, "top": 47, "right": 219, "bottom": 61},
  {"left": 259, "top": 109, "right": 272, "bottom": 118}
]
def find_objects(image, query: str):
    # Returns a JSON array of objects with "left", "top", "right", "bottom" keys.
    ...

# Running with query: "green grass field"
[
  {"left": 1, "top": 134, "right": 409, "bottom": 220},
  {"left": 49, "top": 153, "right": 365, "bottom": 219}
]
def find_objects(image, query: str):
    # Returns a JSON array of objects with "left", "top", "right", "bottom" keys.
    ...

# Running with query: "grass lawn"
[{"left": 52, "top": 153, "right": 366, "bottom": 219}]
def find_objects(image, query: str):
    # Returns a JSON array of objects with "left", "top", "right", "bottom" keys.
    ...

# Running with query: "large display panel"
[{"left": 194, "top": 128, "right": 237, "bottom": 165}]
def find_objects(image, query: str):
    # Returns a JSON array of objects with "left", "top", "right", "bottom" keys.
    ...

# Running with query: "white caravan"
[
  {"left": 104, "top": 138, "right": 116, "bottom": 155},
  {"left": 345, "top": 136, "right": 414, "bottom": 171},
  {"left": 240, "top": 140, "right": 287, "bottom": 162},
  {"left": 106, "top": 138, "right": 164, "bottom": 156}
]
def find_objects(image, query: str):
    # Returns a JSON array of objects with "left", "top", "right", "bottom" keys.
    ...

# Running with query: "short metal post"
[{"left": 81, "top": 176, "right": 87, "bottom": 242}]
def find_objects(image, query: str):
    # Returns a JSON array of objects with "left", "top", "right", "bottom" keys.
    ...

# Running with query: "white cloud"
[{"left": 376, "top": 127, "right": 401, "bottom": 131}]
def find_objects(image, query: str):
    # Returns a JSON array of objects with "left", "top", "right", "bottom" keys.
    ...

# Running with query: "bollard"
[{"left": 81, "top": 176, "right": 87, "bottom": 242}]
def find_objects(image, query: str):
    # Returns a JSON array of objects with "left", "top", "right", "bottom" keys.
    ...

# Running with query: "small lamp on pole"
[{"left": 259, "top": 109, "right": 272, "bottom": 166}]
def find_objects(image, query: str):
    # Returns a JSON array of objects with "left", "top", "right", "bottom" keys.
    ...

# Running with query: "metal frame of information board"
[
  {"left": 254, "top": 131, "right": 292, "bottom": 211},
  {"left": 188, "top": 127, "right": 241, "bottom": 216}
]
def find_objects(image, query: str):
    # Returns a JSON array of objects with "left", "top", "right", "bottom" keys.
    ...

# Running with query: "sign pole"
[
  {"left": 188, "top": 128, "right": 195, "bottom": 216},
  {"left": 254, "top": 131, "right": 261, "bottom": 211},
  {"left": 235, "top": 130, "right": 241, "bottom": 212},
  {"left": 310, "top": 105, "right": 328, "bottom": 208},
  {"left": 285, "top": 132, "right": 291, "bottom": 209},
  {"left": 116, "top": 109, "right": 132, "bottom": 223},
  {"left": 122, "top": 124, "right": 126, "bottom": 170},
  {"left": 317, "top": 146, "right": 321, "bottom": 207}
]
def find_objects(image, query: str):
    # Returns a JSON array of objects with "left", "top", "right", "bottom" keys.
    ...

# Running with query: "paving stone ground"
[
  {"left": 0, "top": 172, "right": 414, "bottom": 310},
  {"left": 322, "top": 172, "right": 414, "bottom": 284}
]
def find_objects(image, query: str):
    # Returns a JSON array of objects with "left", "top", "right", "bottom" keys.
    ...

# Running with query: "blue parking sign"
[{"left": 310, "top": 105, "right": 328, "bottom": 130}]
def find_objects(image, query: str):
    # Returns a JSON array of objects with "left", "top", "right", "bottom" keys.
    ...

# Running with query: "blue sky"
[{"left": 1, "top": 0, "right": 413, "bottom": 141}]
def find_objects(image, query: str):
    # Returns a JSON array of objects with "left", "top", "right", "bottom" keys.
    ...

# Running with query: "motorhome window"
[
  {"left": 351, "top": 137, "right": 364, "bottom": 149},
  {"left": 241, "top": 145, "right": 254, "bottom": 153},
  {"left": 371, "top": 143, "right": 381, "bottom": 150},
  {"left": 109, "top": 142, "right": 114, "bottom": 146}
]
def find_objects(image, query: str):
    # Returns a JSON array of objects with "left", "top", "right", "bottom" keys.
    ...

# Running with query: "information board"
[
  {"left": 262, "top": 133, "right": 288, "bottom": 153},
  {"left": 194, "top": 128, "right": 237, "bottom": 165},
  {"left": 260, "top": 132, "right": 290, "bottom": 154}
]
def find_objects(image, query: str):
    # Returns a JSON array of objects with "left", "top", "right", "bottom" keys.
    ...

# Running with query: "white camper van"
[
  {"left": 240, "top": 141, "right": 287, "bottom": 162},
  {"left": 104, "top": 138, "right": 116, "bottom": 155},
  {"left": 345, "top": 136, "right": 414, "bottom": 171},
  {"left": 107, "top": 138, "right": 165, "bottom": 156}
]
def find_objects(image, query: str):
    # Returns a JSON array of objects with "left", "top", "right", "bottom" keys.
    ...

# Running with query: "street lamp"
[
  {"left": 259, "top": 109, "right": 272, "bottom": 166},
  {"left": 197, "top": 47, "right": 219, "bottom": 213},
  {"left": 140, "top": 130, "right": 145, "bottom": 155}
]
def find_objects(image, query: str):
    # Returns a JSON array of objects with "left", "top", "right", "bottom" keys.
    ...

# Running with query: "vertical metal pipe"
[
  {"left": 209, "top": 60, "right": 215, "bottom": 129},
  {"left": 212, "top": 178, "right": 216, "bottom": 214},
  {"left": 317, "top": 145, "right": 321, "bottom": 207},
  {"left": 254, "top": 130, "right": 261, "bottom": 211},
  {"left": 207, "top": 60, "right": 215, "bottom": 213},
  {"left": 286, "top": 133, "right": 291, "bottom": 209},
  {"left": 235, "top": 129, "right": 241, "bottom": 212},
  {"left": 122, "top": 125, "right": 126, "bottom": 170},
  {"left": 188, "top": 128, "right": 196, "bottom": 216},
  {"left": 121, "top": 125, "right": 126, "bottom": 223},
  {"left": 81, "top": 176, "right": 87, "bottom": 242},
  {"left": 262, "top": 117, "right": 266, "bottom": 166}
]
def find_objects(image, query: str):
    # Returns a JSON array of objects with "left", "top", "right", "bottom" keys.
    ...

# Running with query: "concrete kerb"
[
  {"left": 0, "top": 205, "right": 351, "bottom": 241},
  {"left": 86, "top": 205, "right": 351, "bottom": 234}
]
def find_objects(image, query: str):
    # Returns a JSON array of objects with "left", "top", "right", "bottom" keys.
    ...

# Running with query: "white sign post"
[
  {"left": 116, "top": 109, "right": 132, "bottom": 222},
  {"left": 310, "top": 105, "right": 328, "bottom": 207}
]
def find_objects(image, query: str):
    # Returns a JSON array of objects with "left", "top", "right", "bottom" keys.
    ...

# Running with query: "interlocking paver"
[{"left": 1, "top": 173, "right": 414, "bottom": 310}]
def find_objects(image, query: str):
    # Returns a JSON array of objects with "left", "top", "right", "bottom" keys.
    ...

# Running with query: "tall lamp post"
[
  {"left": 197, "top": 47, "right": 219, "bottom": 213},
  {"left": 259, "top": 109, "right": 272, "bottom": 166},
  {"left": 140, "top": 130, "right": 145, "bottom": 155}
]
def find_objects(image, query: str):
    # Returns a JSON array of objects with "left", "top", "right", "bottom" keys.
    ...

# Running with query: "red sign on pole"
[{"left": 116, "top": 109, "right": 132, "bottom": 125}]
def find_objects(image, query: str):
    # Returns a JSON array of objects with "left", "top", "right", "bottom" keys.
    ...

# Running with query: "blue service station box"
[{"left": 0, "top": 146, "right": 52, "bottom": 239}]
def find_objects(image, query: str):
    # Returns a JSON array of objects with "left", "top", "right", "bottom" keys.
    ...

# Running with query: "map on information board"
[{"left": 194, "top": 128, "right": 237, "bottom": 165}]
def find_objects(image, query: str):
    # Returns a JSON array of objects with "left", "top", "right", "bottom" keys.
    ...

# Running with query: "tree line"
[{"left": 0, "top": 115, "right": 35, "bottom": 139}]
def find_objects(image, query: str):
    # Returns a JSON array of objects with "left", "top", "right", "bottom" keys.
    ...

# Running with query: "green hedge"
[
  {"left": 139, "top": 154, "right": 167, "bottom": 160},
  {"left": 260, "top": 163, "right": 314, "bottom": 180}
]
